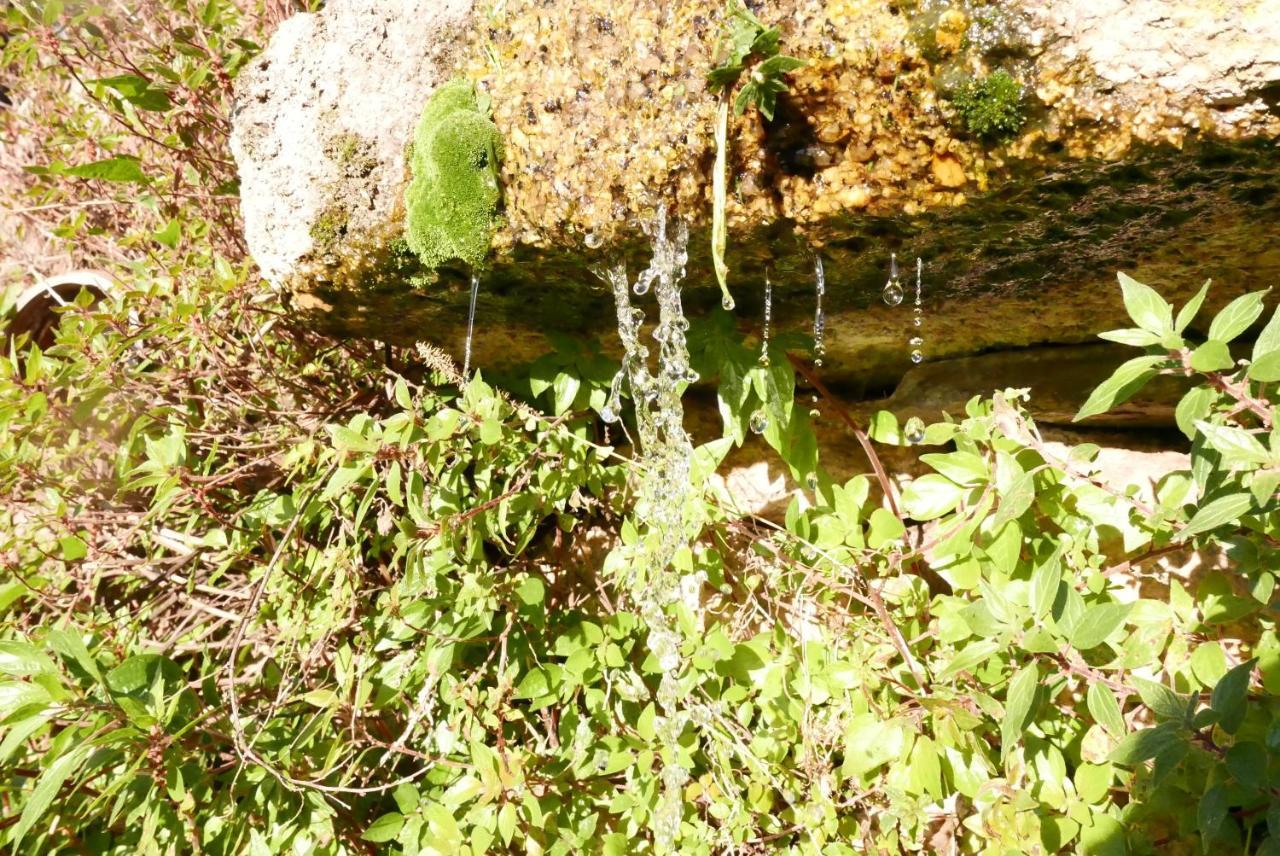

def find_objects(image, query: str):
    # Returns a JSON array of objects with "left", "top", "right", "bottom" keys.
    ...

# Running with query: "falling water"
[
  {"left": 882, "top": 253, "right": 904, "bottom": 306},
  {"left": 462, "top": 273, "right": 480, "bottom": 378},
  {"left": 601, "top": 206, "right": 704, "bottom": 852},
  {"left": 759, "top": 271, "right": 772, "bottom": 367},
  {"left": 812, "top": 254, "right": 826, "bottom": 367},
  {"left": 909, "top": 257, "right": 924, "bottom": 364}
]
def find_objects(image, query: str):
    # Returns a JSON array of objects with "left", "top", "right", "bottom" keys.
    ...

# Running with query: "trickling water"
[
  {"left": 759, "top": 272, "right": 772, "bottom": 367},
  {"left": 910, "top": 257, "right": 926, "bottom": 364},
  {"left": 882, "top": 253, "right": 904, "bottom": 306},
  {"left": 812, "top": 255, "right": 826, "bottom": 367},
  {"left": 463, "top": 273, "right": 480, "bottom": 378},
  {"left": 601, "top": 205, "right": 703, "bottom": 852}
]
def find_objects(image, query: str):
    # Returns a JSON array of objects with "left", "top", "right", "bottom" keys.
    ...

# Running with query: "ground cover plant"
[{"left": 4, "top": 2, "right": 1280, "bottom": 855}]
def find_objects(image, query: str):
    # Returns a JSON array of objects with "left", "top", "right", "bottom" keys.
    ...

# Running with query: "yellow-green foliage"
[{"left": 404, "top": 79, "right": 502, "bottom": 270}]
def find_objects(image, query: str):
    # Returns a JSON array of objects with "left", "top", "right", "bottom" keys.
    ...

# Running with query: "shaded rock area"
[{"left": 230, "top": 0, "right": 1280, "bottom": 394}]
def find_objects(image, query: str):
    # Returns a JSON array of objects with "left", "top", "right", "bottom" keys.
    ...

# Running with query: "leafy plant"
[
  {"left": 948, "top": 68, "right": 1026, "bottom": 140},
  {"left": 704, "top": 1, "right": 805, "bottom": 311}
]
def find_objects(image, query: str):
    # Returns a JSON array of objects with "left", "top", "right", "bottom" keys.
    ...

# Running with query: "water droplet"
[
  {"left": 805, "top": 474, "right": 818, "bottom": 490},
  {"left": 912, "top": 315, "right": 923, "bottom": 327},
  {"left": 759, "top": 272, "right": 772, "bottom": 366},
  {"left": 749, "top": 408, "right": 768, "bottom": 434},
  {"left": 812, "top": 255, "right": 826, "bottom": 363},
  {"left": 909, "top": 336, "right": 924, "bottom": 347},
  {"left": 813, "top": 356, "right": 824, "bottom": 367},
  {"left": 585, "top": 232, "right": 602, "bottom": 249},
  {"left": 463, "top": 273, "right": 480, "bottom": 378},
  {"left": 601, "top": 405, "right": 619, "bottom": 423},
  {"left": 808, "top": 407, "right": 820, "bottom": 418},
  {"left": 882, "top": 281, "right": 904, "bottom": 306},
  {"left": 910, "top": 349, "right": 924, "bottom": 364},
  {"left": 758, "top": 352, "right": 770, "bottom": 367},
  {"left": 904, "top": 416, "right": 926, "bottom": 445},
  {"left": 721, "top": 292, "right": 735, "bottom": 311}
]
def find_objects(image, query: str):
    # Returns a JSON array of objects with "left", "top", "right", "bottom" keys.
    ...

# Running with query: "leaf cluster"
[{"left": 705, "top": 1, "right": 805, "bottom": 120}]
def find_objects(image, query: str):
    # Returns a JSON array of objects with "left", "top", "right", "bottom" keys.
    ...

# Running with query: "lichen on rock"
[{"left": 403, "top": 79, "right": 502, "bottom": 270}]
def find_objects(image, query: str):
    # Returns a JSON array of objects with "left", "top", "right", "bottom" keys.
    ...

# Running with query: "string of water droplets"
[
  {"left": 812, "top": 254, "right": 826, "bottom": 367},
  {"left": 903, "top": 257, "right": 926, "bottom": 444},
  {"left": 599, "top": 206, "right": 705, "bottom": 852},
  {"left": 462, "top": 272, "right": 480, "bottom": 378}
]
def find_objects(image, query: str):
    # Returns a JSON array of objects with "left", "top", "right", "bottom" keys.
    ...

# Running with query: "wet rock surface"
[{"left": 230, "top": 0, "right": 1280, "bottom": 395}]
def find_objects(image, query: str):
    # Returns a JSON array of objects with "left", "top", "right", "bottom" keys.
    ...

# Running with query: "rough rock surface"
[
  {"left": 229, "top": 0, "right": 1280, "bottom": 391},
  {"left": 229, "top": 0, "right": 475, "bottom": 286}
]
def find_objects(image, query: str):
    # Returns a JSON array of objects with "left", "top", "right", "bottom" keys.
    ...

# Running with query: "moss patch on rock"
[
  {"left": 948, "top": 69, "right": 1026, "bottom": 140},
  {"left": 404, "top": 79, "right": 502, "bottom": 270}
]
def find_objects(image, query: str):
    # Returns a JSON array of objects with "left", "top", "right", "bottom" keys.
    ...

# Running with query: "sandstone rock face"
[
  {"left": 229, "top": 0, "right": 475, "bottom": 286},
  {"left": 229, "top": 0, "right": 1280, "bottom": 392}
]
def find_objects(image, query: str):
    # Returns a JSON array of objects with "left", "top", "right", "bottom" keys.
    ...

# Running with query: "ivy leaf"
[
  {"left": 1087, "top": 683, "right": 1126, "bottom": 737},
  {"left": 1176, "top": 492, "right": 1253, "bottom": 542},
  {"left": 1207, "top": 289, "right": 1269, "bottom": 344},
  {"left": 1118, "top": 272, "right": 1173, "bottom": 335},
  {"left": 1074, "top": 355, "right": 1163, "bottom": 422}
]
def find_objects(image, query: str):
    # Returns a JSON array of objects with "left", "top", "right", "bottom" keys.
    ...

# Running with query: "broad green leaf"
[
  {"left": 1098, "top": 328, "right": 1162, "bottom": 347},
  {"left": 1001, "top": 665, "right": 1039, "bottom": 758},
  {"left": 0, "top": 642, "right": 56, "bottom": 677},
  {"left": 1207, "top": 289, "right": 1269, "bottom": 344},
  {"left": 0, "top": 681, "right": 52, "bottom": 719},
  {"left": 1189, "top": 340, "right": 1233, "bottom": 372},
  {"left": 1087, "top": 683, "right": 1126, "bottom": 737},
  {"left": 1118, "top": 272, "right": 1172, "bottom": 335},
  {"left": 1198, "top": 784, "right": 1228, "bottom": 848},
  {"left": 1110, "top": 721, "right": 1183, "bottom": 765},
  {"left": 1078, "top": 813, "right": 1126, "bottom": 856},
  {"left": 1253, "top": 304, "right": 1280, "bottom": 361},
  {"left": 362, "top": 812, "right": 404, "bottom": 843},
  {"left": 1176, "top": 492, "right": 1253, "bottom": 542},
  {"left": 939, "top": 640, "right": 1001, "bottom": 678},
  {"left": 920, "top": 450, "right": 988, "bottom": 486},
  {"left": 1211, "top": 658, "right": 1256, "bottom": 734},
  {"left": 1225, "top": 741, "right": 1268, "bottom": 790},
  {"left": 1175, "top": 387, "right": 1215, "bottom": 440},
  {"left": 1069, "top": 602, "right": 1131, "bottom": 650},
  {"left": 62, "top": 155, "right": 150, "bottom": 184},
  {"left": 902, "top": 474, "right": 966, "bottom": 521},
  {"left": 1029, "top": 549, "right": 1061, "bottom": 619},
  {"left": 993, "top": 469, "right": 1036, "bottom": 528},
  {"left": 13, "top": 743, "right": 92, "bottom": 849},
  {"left": 1175, "top": 279, "right": 1211, "bottom": 333},
  {"left": 1075, "top": 356, "right": 1163, "bottom": 422},
  {"left": 1194, "top": 420, "right": 1269, "bottom": 465},
  {"left": 1248, "top": 350, "right": 1280, "bottom": 382},
  {"left": 1134, "top": 678, "right": 1186, "bottom": 721}
]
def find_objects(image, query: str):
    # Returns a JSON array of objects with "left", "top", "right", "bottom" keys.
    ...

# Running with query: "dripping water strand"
[
  {"left": 882, "top": 252, "right": 903, "bottom": 306},
  {"left": 904, "top": 256, "right": 926, "bottom": 444},
  {"left": 812, "top": 254, "right": 825, "bottom": 367},
  {"left": 462, "top": 272, "right": 480, "bottom": 379},
  {"left": 759, "top": 270, "right": 772, "bottom": 367}
]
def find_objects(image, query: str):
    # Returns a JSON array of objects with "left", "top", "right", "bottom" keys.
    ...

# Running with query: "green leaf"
[
  {"left": 13, "top": 743, "right": 91, "bottom": 849},
  {"left": 62, "top": 155, "right": 150, "bottom": 184},
  {"left": 1175, "top": 387, "right": 1216, "bottom": 440},
  {"left": 1029, "top": 549, "right": 1061, "bottom": 620},
  {"left": 1189, "top": 340, "right": 1233, "bottom": 372},
  {"left": 1176, "top": 279, "right": 1211, "bottom": 334},
  {"left": 0, "top": 681, "right": 52, "bottom": 719},
  {"left": 1176, "top": 492, "right": 1253, "bottom": 542},
  {"left": 902, "top": 475, "right": 966, "bottom": 521},
  {"left": 1134, "top": 678, "right": 1186, "bottom": 721},
  {"left": 1225, "top": 741, "right": 1268, "bottom": 790},
  {"left": 1110, "top": 721, "right": 1183, "bottom": 765},
  {"left": 0, "top": 642, "right": 56, "bottom": 677},
  {"left": 1198, "top": 784, "right": 1228, "bottom": 848},
  {"left": 1118, "top": 272, "right": 1173, "bottom": 335},
  {"left": 939, "top": 640, "right": 1001, "bottom": 678},
  {"left": 58, "top": 535, "right": 88, "bottom": 561},
  {"left": 993, "top": 468, "right": 1036, "bottom": 528},
  {"left": 362, "top": 812, "right": 404, "bottom": 843},
  {"left": 1253, "top": 304, "right": 1280, "bottom": 361},
  {"left": 1211, "top": 658, "right": 1255, "bottom": 734},
  {"left": 1195, "top": 420, "right": 1270, "bottom": 465},
  {"left": 1098, "top": 328, "right": 1162, "bottom": 347},
  {"left": 1075, "top": 356, "right": 1163, "bottom": 422},
  {"left": 1208, "top": 289, "right": 1269, "bottom": 344},
  {"left": 1001, "top": 665, "right": 1039, "bottom": 757},
  {"left": 1249, "top": 350, "right": 1280, "bottom": 382},
  {"left": 1069, "top": 602, "right": 1131, "bottom": 650},
  {"left": 920, "top": 450, "right": 988, "bottom": 486},
  {"left": 1087, "top": 683, "right": 1126, "bottom": 737},
  {"left": 515, "top": 577, "right": 545, "bottom": 607},
  {"left": 153, "top": 218, "right": 181, "bottom": 248},
  {"left": 867, "top": 507, "right": 905, "bottom": 549}
]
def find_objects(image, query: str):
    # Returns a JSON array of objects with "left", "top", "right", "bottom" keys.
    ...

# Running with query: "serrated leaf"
[
  {"left": 1075, "top": 355, "right": 1162, "bottom": 422},
  {"left": 1087, "top": 683, "right": 1126, "bottom": 737},
  {"left": 1208, "top": 289, "right": 1269, "bottom": 344},
  {"left": 1176, "top": 491, "right": 1253, "bottom": 542},
  {"left": 1118, "top": 272, "right": 1173, "bottom": 335}
]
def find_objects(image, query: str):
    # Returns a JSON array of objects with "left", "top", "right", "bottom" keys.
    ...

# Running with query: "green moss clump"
[
  {"left": 949, "top": 69, "right": 1025, "bottom": 140},
  {"left": 404, "top": 79, "right": 502, "bottom": 271},
  {"left": 310, "top": 206, "right": 347, "bottom": 249}
]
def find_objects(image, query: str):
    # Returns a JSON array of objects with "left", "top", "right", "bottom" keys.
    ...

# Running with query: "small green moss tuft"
[
  {"left": 949, "top": 69, "right": 1025, "bottom": 141},
  {"left": 310, "top": 206, "right": 347, "bottom": 249},
  {"left": 403, "top": 79, "right": 502, "bottom": 271}
]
